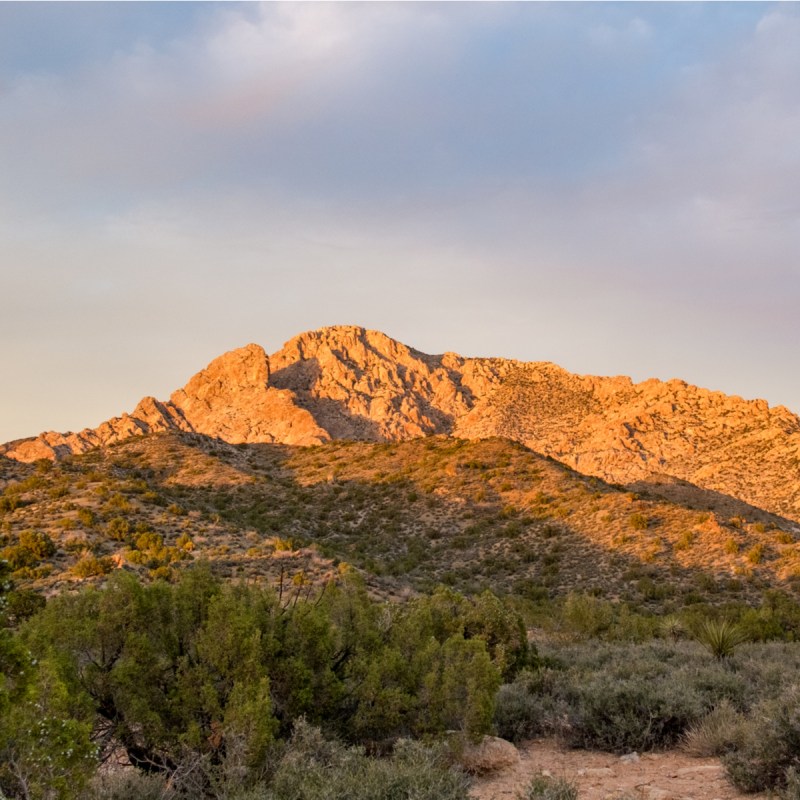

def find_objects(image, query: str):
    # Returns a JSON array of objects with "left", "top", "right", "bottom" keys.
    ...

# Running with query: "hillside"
[
  {"left": 2, "top": 431, "right": 798, "bottom": 607},
  {"left": 2, "top": 326, "right": 798, "bottom": 524}
]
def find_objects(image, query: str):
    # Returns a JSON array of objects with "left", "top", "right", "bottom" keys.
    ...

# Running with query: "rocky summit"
[{"left": 2, "top": 325, "right": 799, "bottom": 522}]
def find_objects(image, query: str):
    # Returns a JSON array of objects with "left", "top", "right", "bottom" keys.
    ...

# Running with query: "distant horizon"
[{"left": 2, "top": 3, "right": 798, "bottom": 442}]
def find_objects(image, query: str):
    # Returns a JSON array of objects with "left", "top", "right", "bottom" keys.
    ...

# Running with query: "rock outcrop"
[{"left": 2, "top": 325, "right": 799, "bottom": 522}]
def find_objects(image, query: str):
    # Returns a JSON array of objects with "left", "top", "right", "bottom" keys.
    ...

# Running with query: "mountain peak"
[
  {"left": 170, "top": 343, "right": 269, "bottom": 409},
  {"left": 2, "top": 325, "right": 799, "bottom": 523}
]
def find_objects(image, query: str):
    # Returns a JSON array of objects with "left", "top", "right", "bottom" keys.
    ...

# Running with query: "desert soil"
[{"left": 470, "top": 738, "right": 760, "bottom": 800}]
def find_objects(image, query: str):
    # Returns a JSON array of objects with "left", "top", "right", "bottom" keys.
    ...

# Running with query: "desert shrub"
[
  {"left": 784, "top": 767, "right": 800, "bottom": 800},
  {"left": 0, "top": 658, "right": 96, "bottom": 800},
  {"left": 103, "top": 492, "right": 132, "bottom": 513},
  {"left": 106, "top": 517, "right": 131, "bottom": 541},
  {"left": 735, "top": 642, "right": 800, "bottom": 701},
  {"left": 674, "top": 530, "right": 695, "bottom": 551},
  {"left": 494, "top": 668, "right": 572, "bottom": 742},
  {"left": 1, "top": 543, "right": 39, "bottom": 571},
  {"left": 77, "top": 508, "right": 96, "bottom": 528},
  {"left": 4, "top": 589, "right": 46, "bottom": 625},
  {"left": 561, "top": 592, "right": 613, "bottom": 637},
  {"left": 681, "top": 699, "right": 746, "bottom": 757},
  {"left": 724, "top": 537, "right": 740, "bottom": 555},
  {"left": 3, "top": 530, "right": 56, "bottom": 571},
  {"left": 176, "top": 533, "right": 194, "bottom": 551},
  {"left": 563, "top": 667, "right": 702, "bottom": 751},
  {"left": 0, "top": 493, "right": 21, "bottom": 513},
  {"left": 23, "top": 530, "right": 56, "bottom": 559},
  {"left": 135, "top": 531, "right": 164, "bottom": 551},
  {"left": 517, "top": 775, "right": 577, "bottom": 800},
  {"left": 234, "top": 720, "right": 469, "bottom": 800},
  {"left": 724, "top": 686, "right": 800, "bottom": 793},
  {"left": 21, "top": 567, "right": 515, "bottom": 785},
  {"left": 746, "top": 543, "right": 765, "bottom": 564},
  {"left": 629, "top": 513, "right": 649, "bottom": 530},
  {"left": 71, "top": 554, "right": 114, "bottom": 578},
  {"left": 496, "top": 640, "right": 752, "bottom": 752}
]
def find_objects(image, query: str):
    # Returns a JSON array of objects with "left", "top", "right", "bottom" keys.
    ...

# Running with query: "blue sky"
[{"left": 1, "top": 2, "right": 798, "bottom": 442}]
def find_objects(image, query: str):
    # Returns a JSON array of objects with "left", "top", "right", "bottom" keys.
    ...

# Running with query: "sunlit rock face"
[{"left": 3, "top": 325, "right": 799, "bottom": 522}]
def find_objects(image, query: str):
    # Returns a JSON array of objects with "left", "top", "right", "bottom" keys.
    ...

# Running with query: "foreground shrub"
[
  {"left": 495, "top": 640, "right": 751, "bottom": 751},
  {"left": 724, "top": 686, "right": 800, "bottom": 793},
  {"left": 233, "top": 720, "right": 470, "bottom": 800},
  {"left": 0, "top": 660, "right": 95, "bottom": 800},
  {"left": 21, "top": 567, "right": 517, "bottom": 783},
  {"left": 494, "top": 669, "right": 570, "bottom": 742},
  {"left": 563, "top": 669, "right": 702, "bottom": 751}
]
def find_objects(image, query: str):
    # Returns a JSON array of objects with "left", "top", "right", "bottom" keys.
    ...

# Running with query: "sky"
[{"left": 1, "top": 2, "right": 799, "bottom": 443}]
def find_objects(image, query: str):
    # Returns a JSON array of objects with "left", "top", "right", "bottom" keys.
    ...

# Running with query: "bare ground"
[{"left": 470, "top": 739, "right": 762, "bottom": 800}]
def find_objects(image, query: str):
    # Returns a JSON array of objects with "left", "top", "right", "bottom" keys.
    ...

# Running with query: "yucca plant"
[
  {"left": 694, "top": 618, "right": 749, "bottom": 660},
  {"left": 660, "top": 614, "right": 686, "bottom": 641}
]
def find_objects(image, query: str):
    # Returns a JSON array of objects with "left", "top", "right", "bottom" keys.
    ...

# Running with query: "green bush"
[
  {"left": 1, "top": 530, "right": 56, "bottom": 571},
  {"left": 724, "top": 686, "right": 800, "bottom": 793},
  {"left": 561, "top": 592, "right": 613, "bottom": 637},
  {"left": 77, "top": 508, "right": 96, "bottom": 529},
  {"left": 784, "top": 767, "right": 800, "bottom": 800},
  {"left": 563, "top": 668, "right": 702, "bottom": 751},
  {"left": 106, "top": 517, "right": 130, "bottom": 541},
  {"left": 746, "top": 543, "right": 766, "bottom": 565},
  {"left": 494, "top": 669, "right": 570, "bottom": 742},
  {"left": 71, "top": 554, "right": 114, "bottom": 578},
  {"left": 496, "top": 640, "right": 752, "bottom": 753},
  {"left": 674, "top": 531, "right": 695, "bottom": 551},
  {"left": 20, "top": 568, "right": 515, "bottom": 783},
  {"left": 0, "top": 659, "right": 96, "bottom": 800}
]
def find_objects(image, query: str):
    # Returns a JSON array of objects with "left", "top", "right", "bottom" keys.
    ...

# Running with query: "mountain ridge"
[{"left": 3, "top": 325, "right": 799, "bottom": 522}]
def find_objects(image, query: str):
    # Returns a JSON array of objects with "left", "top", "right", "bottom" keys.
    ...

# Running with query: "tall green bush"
[{"left": 19, "top": 566, "right": 518, "bottom": 788}]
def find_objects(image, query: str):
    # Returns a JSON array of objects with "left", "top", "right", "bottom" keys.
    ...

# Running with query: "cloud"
[
  {"left": 588, "top": 16, "right": 653, "bottom": 49},
  {"left": 1, "top": 3, "right": 799, "bottom": 441}
]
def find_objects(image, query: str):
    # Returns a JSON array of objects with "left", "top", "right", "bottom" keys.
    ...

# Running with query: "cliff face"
[{"left": 3, "top": 325, "right": 799, "bottom": 521}]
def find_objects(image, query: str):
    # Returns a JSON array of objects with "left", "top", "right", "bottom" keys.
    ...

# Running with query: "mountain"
[
  {"left": 3, "top": 325, "right": 799, "bottom": 523},
  {"left": 2, "top": 431, "right": 798, "bottom": 605}
]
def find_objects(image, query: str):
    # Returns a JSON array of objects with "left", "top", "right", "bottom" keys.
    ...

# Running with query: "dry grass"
[{"left": 681, "top": 699, "right": 746, "bottom": 757}]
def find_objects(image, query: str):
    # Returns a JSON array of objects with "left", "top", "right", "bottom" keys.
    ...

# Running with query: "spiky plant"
[
  {"left": 694, "top": 618, "right": 748, "bottom": 660},
  {"left": 660, "top": 614, "right": 686, "bottom": 641}
]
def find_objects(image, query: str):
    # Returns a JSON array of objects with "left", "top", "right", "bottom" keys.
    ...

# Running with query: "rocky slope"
[
  {"left": 2, "top": 432, "right": 798, "bottom": 603},
  {"left": 2, "top": 325, "right": 799, "bottom": 522}
]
